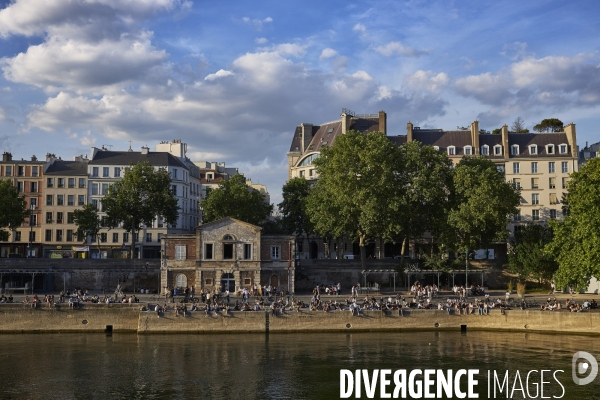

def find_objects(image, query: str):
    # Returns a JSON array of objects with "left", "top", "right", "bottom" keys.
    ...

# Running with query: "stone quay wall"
[{"left": 1, "top": 305, "right": 599, "bottom": 335}]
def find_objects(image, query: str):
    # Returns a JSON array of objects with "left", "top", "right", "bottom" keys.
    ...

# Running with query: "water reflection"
[{"left": 0, "top": 332, "right": 597, "bottom": 399}]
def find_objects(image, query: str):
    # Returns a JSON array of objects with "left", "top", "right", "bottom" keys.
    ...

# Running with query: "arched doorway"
[
  {"left": 221, "top": 273, "right": 235, "bottom": 292},
  {"left": 310, "top": 241, "right": 318, "bottom": 259},
  {"left": 270, "top": 274, "right": 279, "bottom": 288},
  {"left": 175, "top": 274, "right": 187, "bottom": 289}
]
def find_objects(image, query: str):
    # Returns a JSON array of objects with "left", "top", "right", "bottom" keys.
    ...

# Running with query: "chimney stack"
[
  {"left": 341, "top": 112, "right": 352, "bottom": 134},
  {"left": 141, "top": 146, "right": 149, "bottom": 155},
  {"left": 406, "top": 122, "right": 413, "bottom": 142},
  {"left": 470, "top": 120, "right": 480, "bottom": 155},
  {"left": 2, "top": 152, "right": 12, "bottom": 162},
  {"left": 301, "top": 123, "right": 313, "bottom": 152},
  {"left": 564, "top": 123, "right": 577, "bottom": 158},
  {"left": 379, "top": 111, "right": 387, "bottom": 135},
  {"left": 501, "top": 124, "right": 509, "bottom": 158}
]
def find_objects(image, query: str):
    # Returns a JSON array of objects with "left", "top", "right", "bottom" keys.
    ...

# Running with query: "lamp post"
[{"left": 28, "top": 204, "right": 36, "bottom": 258}]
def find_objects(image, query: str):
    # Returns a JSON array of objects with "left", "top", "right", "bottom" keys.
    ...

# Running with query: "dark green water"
[{"left": 0, "top": 332, "right": 598, "bottom": 399}]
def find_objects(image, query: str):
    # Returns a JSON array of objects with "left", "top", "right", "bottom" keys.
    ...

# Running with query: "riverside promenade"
[{"left": 1, "top": 290, "right": 599, "bottom": 335}]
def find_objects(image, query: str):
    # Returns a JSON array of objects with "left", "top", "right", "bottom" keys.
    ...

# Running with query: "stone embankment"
[{"left": 1, "top": 304, "right": 599, "bottom": 335}]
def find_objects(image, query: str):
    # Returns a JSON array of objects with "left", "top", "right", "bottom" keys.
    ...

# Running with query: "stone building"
[{"left": 162, "top": 217, "right": 295, "bottom": 293}]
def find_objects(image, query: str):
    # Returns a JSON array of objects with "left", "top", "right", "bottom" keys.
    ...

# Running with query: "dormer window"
[
  {"left": 511, "top": 145, "right": 519, "bottom": 156},
  {"left": 447, "top": 146, "right": 456, "bottom": 156},
  {"left": 464, "top": 146, "right": 472, "bottom": 155},
  {"left": 494, "top": 145, "right": 503, "bottom": 156},
  {"left": 529, "top": 145, "right": 537, "bottom": 155},
  {"left": 481, "top": 145, "right": 489, "bottom": 156},
  {"left": 546, "top": 144, "right": 555, "bottom": 154},
  {"left": 559, "top": 144, "right": 568, "bottom": 154}
]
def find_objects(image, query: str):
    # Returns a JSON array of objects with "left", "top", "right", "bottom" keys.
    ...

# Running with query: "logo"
[{"left": 572, "top": 351, "right": 598, "bottom": 386}]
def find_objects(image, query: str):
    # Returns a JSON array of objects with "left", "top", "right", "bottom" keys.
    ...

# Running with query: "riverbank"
[{"left": 1, "top": 303, "right": 599, "bottom": 335}]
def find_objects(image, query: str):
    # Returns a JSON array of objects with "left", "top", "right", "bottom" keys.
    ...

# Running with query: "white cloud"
[
  {"left": 352, "top": 23, "right": 366, "bottom": 34},
  {"left": 319, "top": 48, "right": 338, "bottom": 59},
  {"left": 242, "top": 16, "right": 273, "bottom": 31},
  {"left": 271, "top": 43, "right": 307, "bottom": 57},
  {"left": 374, "top": 41, "right": 429, "bottom": 57},
  {"left": 255, "top": 37, "right": 268, "bottom": 44},
  {"left": 204, "top": 69, "right": 234, "bottom": 81},
  {"left": 403, "top": 70, "right": 449, "bottom": 95}
]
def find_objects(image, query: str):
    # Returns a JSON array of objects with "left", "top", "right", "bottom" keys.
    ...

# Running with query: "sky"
[{"left": 1, "top": 0, "right": 599, "bottom": 206}]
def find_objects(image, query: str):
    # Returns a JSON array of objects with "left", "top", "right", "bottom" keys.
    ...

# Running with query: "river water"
[{"left": 0, "top": 331, "right": 598, "bottom": 399}]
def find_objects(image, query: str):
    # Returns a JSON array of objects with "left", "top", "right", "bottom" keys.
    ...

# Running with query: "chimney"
[
  {"left": 564, "top": 123, "right": 577, "bottom": 158},
  {"left": 341, "top": 112, "right": 352, "bottom": 134},
  {"left": 501, "top": 124, "right": 509, "bottom": 158},
  {"left": 470, "top": 120, "right": 480, "bottom": 155},
  {"left": 379, "top": 110, "right": 387, "bottom": 135},
  {"left": 210, "top": 162, "right": 217, "bottom": 170},
  {"left": 2, "top": 152, "right": 12, "bottom": 162},
  {"left": 301, "top": 123, "right": 313, "bottom": 152},
  {"left": 141, "top": 146, "right": 149, "bottom": 155},
  {"left": 406, "top": 121, "right": 413, "bottom": 142}
]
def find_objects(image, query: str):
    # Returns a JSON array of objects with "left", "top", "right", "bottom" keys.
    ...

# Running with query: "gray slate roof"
[
  {"left": 45, "top": 160, "right": 89, "bottom": 176},
  {"left": 89, "top": 151, "right": 187, "bottom": 168}
]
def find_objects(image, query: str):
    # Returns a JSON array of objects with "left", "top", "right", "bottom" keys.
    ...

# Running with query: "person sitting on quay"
[{"left": 155, "top": 304, "right": 162, "bottom": 318}]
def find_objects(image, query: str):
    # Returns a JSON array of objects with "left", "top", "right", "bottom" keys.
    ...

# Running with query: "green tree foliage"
[
  {"left": 73, "top": 203, "right": 102, "bottom": 251},
  {"left": 547, "top": 158, "right": 600, "bottom": 288},
  {"left": 0, "top": 180, "right": 28, "bottom": 241},
  {"left": 511, "top": 117, "right": 530, "bottom": 133},
  {"left": 201, "top": 174, "right": 272, "bottom": 225},
  {"left": 533, "top": 118, "right": 564, "bottom": 133},
  {"left": 506, "top": 224, "right": 557, "bottom": 283},
  {"left": 306, "top": 130, "right": 405, "bottom": 268},
  {"left": 491, "top": 128, "right": 501, "bottom": 135},
  {"left": 447, "top": 157, "right": 521, "bottom": 252},
  {"left": 278, "top": 177, "right": 313, "bottom": 237},
  {"left": 102, "top": 162, "right": 179, "bottom": 259}
]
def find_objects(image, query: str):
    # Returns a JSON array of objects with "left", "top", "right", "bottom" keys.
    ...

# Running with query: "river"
[{"left": 0, "top": 331, "right": 597, "bottom": 399}]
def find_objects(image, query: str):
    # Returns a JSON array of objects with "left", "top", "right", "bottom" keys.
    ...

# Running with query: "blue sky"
[{"left": 1, "top": 0, "right": 599, "bottom": 205}]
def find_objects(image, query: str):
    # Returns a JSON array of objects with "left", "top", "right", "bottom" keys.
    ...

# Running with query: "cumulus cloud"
[
  {"left": 374, "top": 41, "right": 429, "bottom": 57},
  {"left": 255, "top": 37, "right": 268, "bottom": 44},
  {"left": 353, "top": 23, "right": 366, "bottom": 34},
  {"left": 242, "top": 16, "right": 273, "bottom": 31},
  {"left": 204, "top": 69, "right": 234, "bottom": 81},
  {"left": 319, "top": 48, "right": 338, "bottom": 59},
  {"left": 403, "top": 70, "right": 449, "bottom": 95}
]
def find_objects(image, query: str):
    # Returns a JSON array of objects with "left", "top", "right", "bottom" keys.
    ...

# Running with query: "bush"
[
  {"left": 517, "top": 282, "right": 527, "bottom": 295},
  {"left": 507, "top": 280, "right": 514, "bottom": 292}
]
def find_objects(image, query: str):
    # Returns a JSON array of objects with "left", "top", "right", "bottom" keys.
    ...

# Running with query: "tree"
[
  {"left": 102, "top": 162, "right": 179, "bottom": 259},
  {"left": 279, "top": 177, "right": 313, "bottom": 242},
  {"left": 547, "top": 158, "right": 600, "bottom": 288},
  {"left": 0, "top": 180, "right": 28, "bottom": 241},
  {"left": 533, "top": 118, "right": 564, "bottom": 133},
  {"left": 447, "top": 157, "right": 521, "bottom": 254},
  {"left": 511, "top": 117, "right": 529, "bottom": 133},
  {"left": 506, "top": 223, "right": 557, "bottom": 283},
  {"left": 306, "top": 130, "right": 406, "bottom": 269},
  {"left": 201, "top": 174, "right": 272, "bottom": 225},
  {"left": 73, "top": 203, "right": 102, "bottom": 253},
  {"left": 491, "top": 128, "right": 501, "bottom": 135}
]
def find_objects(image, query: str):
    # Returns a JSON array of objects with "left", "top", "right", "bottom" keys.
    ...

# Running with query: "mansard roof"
[
  {"left": 45, "top": 160, "right": 88, "bottom": 176},
  {"left": 89, "top": 151, "right": 187, "bottom": 168}
]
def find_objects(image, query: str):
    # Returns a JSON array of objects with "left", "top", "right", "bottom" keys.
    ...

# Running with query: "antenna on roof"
[
  {"left": 102, "top": 144, "right": 113, "bottom": 150},
  {"left": 128, "top": 140, "right": 133, "bottom": 152}
]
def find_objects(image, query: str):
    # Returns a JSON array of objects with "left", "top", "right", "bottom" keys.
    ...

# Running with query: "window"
[
  {"left": 58, "top": 178, "right": 65, "bottom": 188},
  {"left": 123, "top": 232, "right": 129, "bottom": 243},
  {"left": 546, "top": 144, "right": 554, "bottom": 154},
  {"left": 31, "top": 166, "right": 38, "bottom": 177},
  {"left": 17, "top": 182, "right": 23, "bottom": 193},
  {"left": 68, "top": 178, "right": 75, "bottom": 188},
  {"left": 513, "top": 210, "right": 521, "bottom": 222},
  {"left": 173, "top": 169, "right": 178, "bottom": 179},
  {"left": 79, "top": 178, "right": 85, "bottom": 188},
  {"left": 548, "top": 162, "right": 555, "bottom": 173},
  {"left": 513, "top": 162, "right": 520, "bottom": 174},
  {"left": 146, "top": 233, "right": 152, "bottom": 243},
  {"left": 103, "top": 167, "right": 109, "bottom": 177},
  {"left": 481, "top": 145, "right": 489, "bottom": 155},
  {"left": 550, "top": 193, "right": 558, "bottom": 205},
  {"left": 56, "top": 230, "right": 63, "bottom": 242},
  {"left": 464, "top": 146, "right": 472, "bottom": 155},
  {"left": 562, "top": 177, "right": 568, "bottom": 189},
  {"left": 447, "top": 146, "right": 455, "bottom": 156},
  {"left": 309, "top": 169, "right": 314, "bottom": 177},
  {"left": 114, "top": 167, "right": 120, "bottom": 177},
  {"left": 550, "top": 209, "right": 557, "bottom": 219},
  {"left": 175, "top": 245, "right": 186, "bottom": 260},
  {"left": 561, "top": 162, "right": 568, "bottom": 173},
  {"left": 91, "top": 184, "right": 99, "bottom": 195},
  {"left": 67, "top": 230, "right": 74, "bottom": 242},
  {"left": 67, "top": 195, "right": 74, "bottom": 206},
  {"left": 111, "top": 233, "right": 118, "bottom": 243},
  {"left": 157, "top": 233, "right": 162, "bottom": 243},
  {"left": 18, "top": 166, "right": 24, "bottom": 176},
  {"left": 67, "top": 212, "right": 74, "bottom": 224},
  {"left": 171, "top": 185, "right": 177, "bottom": 196},
  {"left": 45, "top": 230, "right": 52, "bottom": 241},
  {"left": 157, "top": 218, "right": 163, "bottom": 228},
  {"left": 532, "top": 193, "right": 539, "bottom": 205},
  {"left": 78, "top": 195, "right": 85, "bottom": 206},
  {"left": 496, "top": 165, "right": 505, "bottom": 174},
  {"left": 494, "top": 145, "right": 502, "bottom": 155},
  {"left": 91, "top": 199, "right": 98, "bottom": 209},
  {"left": 57, "top": 195, "right": 64, "bottom": 206},
  {"left": 511, "top": 145, "right": 519, "bottom": 155},
  {"left": 299, "top": 170, "right": 305, "bottom": 177},
  {"left": 15, "top": 231, "right": 21, "bottom": 241},
  {"left": 47, "top": 178, "right": 54, "bottom": 188},
  {"left": 549, "top": 177, "right": 556, "bottom": 189},
  {"left": 5, "top": 166, "right": 11, "bottom": 176},
  {"left": 30, "top": 198, "right": 37, "bottom": 208},
  {"left": 531, "top": 178, "right": 539, "bottom": 189},
  {"left": 46, "top": 212, "right": 53, "bottom": 223},
  {"left": 100, "top": 233, "right": 107, "bottom": 243},
  {"left": 512, "top": 179, "right": 521, "bottom": 189},
  {"left": 529, "top": 145, "right": 537, "bottom": 155},
  {"left": 205, "top": 243, "right": 213, "bottom": 259},
  {"left": 271, "top": 246, "right": 280, "bottom": 260},
  {"left": 223, "top": 243, "right": 233, "bottom": 259},
  {"left": 559, "top": 144, "right": 567, "bottom": 154},
  {"left": 206, "top": 173, "right": 214, "bottom": 181},
  {"left": 532, "top": 210, "right": 540, "bottom": 221},
  {"left": 531, "top": 162, "right": 538, "bottom": 173},
  {"left": 46, "top": 195, "right": 53, "bottom": 206},
  {"left": 56, "top": 212, "right": 63, "bottom": 224},
  {"left": 30, "top": 182, "right": 38, "bottom": 193},
  {"left": 101, "top": 183, "right": 108, "bottom": 195},
  {"left": 244, "top": 244, "right": 252, "bottom": 260},
  {"left": 205, "top": 278, "right": 213, "bottom": 285},
  {"left": 92, "top": 167, "right": 99, "bottom": 177}
]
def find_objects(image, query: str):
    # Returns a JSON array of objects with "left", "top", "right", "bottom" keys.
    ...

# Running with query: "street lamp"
[{"left": 28, "top": 204, "right": 36, "bottom": 258}]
